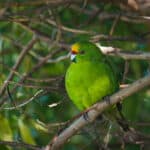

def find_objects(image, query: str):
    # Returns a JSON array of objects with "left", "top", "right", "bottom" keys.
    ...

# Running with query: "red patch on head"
[{"left": 71, "top": 49, "right": 78, "bottom": 54}]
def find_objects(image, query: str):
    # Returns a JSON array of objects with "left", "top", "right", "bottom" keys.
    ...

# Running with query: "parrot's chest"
[
  {"left": 65, "top": 61, "right": 115, "bottom": 110},
  {"left": 66, "top": 62, "right": 99, "bottom": 85}
]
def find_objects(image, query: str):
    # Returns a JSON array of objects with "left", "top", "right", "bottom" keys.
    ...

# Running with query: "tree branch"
[
  {"left": 96, "top": 44, "right": 150, "bottom": 60},
  {"left": 0, "top": 35, "right": 37, "bottom": 97},
  {"left": 46, "top": 19, "right": 95, "bottom": 35},
  {"left": 45, "top": 75, "right": 150, "bottom": 150}
]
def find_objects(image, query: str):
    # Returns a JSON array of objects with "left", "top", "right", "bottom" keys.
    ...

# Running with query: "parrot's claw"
[
  {"left": 104, "top": 96, "right": 111, "bottom": 105},
  {"left": 83, "top": 111, "right": 89, "bottom": 121},
  {"left": 83, "top": 111, "right": 90, "bottom": 122}
]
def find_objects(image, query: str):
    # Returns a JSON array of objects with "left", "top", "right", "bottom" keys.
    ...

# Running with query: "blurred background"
[{"left": 0, "top": 1, "right": 150, "bottom": 150}]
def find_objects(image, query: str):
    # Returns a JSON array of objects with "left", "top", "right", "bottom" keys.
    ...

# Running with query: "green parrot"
[{"left": 65, "top": 41, "right": 119, "bottom": 111}]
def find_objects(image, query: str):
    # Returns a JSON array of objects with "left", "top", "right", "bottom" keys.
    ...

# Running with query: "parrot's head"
[{"left": 70, "top": 41, "right": 103, "bottom": 63}]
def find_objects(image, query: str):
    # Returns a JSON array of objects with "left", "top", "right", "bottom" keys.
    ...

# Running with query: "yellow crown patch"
[{"left": 71, "top": 43, "right": 80, "bottom": 53}]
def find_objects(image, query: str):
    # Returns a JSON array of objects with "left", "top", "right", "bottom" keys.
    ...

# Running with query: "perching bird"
[{"left": 65, "top": 41, "right": 119, "bottom": 111}]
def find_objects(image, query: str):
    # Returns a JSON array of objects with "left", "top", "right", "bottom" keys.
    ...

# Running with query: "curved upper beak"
[
  {"left": 71, "top": 53, "right": 76, "bottom": 61},
  {"left": 70, "top": 49, "right": 78, "bottom": 62}
]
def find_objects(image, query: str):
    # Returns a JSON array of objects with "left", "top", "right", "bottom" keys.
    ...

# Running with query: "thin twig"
[
  {"left": 122, "top": 61, "right": 129, "bottom": 83},
  {"left": 91, "top": 34, "right": 148, "bottom": 43},
  {"left": 109, "top": 14, "right": 120, "bottom": 36},
  {"left": 3, "top": 81, "right": 58, "bottom": 90},
  {"left": 0, "top": 61, "right": 62, "bottom": 83},
  {"left": 46, "top": 19, "right": 95, "bottom": 35},
  {"left": 3, "top": 89, "right": 45, "bottom": 110}
]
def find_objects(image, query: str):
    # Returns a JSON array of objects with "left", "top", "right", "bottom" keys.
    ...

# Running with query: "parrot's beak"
[
  {"left": 71, "top": 49, "right": 78, "bottom": 62},
  {"left": 71, "top": 53, "right": 76, "bottom": 62}
]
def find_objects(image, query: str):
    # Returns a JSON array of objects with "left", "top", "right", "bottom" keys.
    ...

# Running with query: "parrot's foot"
[
  {"left": 83, "top": 111, "right": 90, "bottom": 122},
  {"left": 82, "top": 108, "right": 94, "bottom": 122},
  {"left": 103, "top": 96, "right": 111, "bottom": 105}
]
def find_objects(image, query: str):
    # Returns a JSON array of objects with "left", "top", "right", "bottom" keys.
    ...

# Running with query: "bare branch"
[
  {"left": 91, "top": 34, "right": 149, "bottom": 43},
  {"left": 109, "top": 50, "right": 150, "bottom": 60},
  {"left": 0, "top": 35, "right": 37, "bottom": 97},
  {"left": 46, "top": 19, "right": 95, "bottom": 35},
  {"left": 4, "top": 81, "right": 58, "bottom": 90},
  {"left": 3, "top": 90, "right": 45, "bottom": 110},
  {"left": 96, "top": 44, "right": 150, "bottom": 60}
]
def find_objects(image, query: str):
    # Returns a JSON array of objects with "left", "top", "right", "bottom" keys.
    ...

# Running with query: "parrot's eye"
[{"left": 80, "top": 50, "right": 85, "bottom": 54}]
